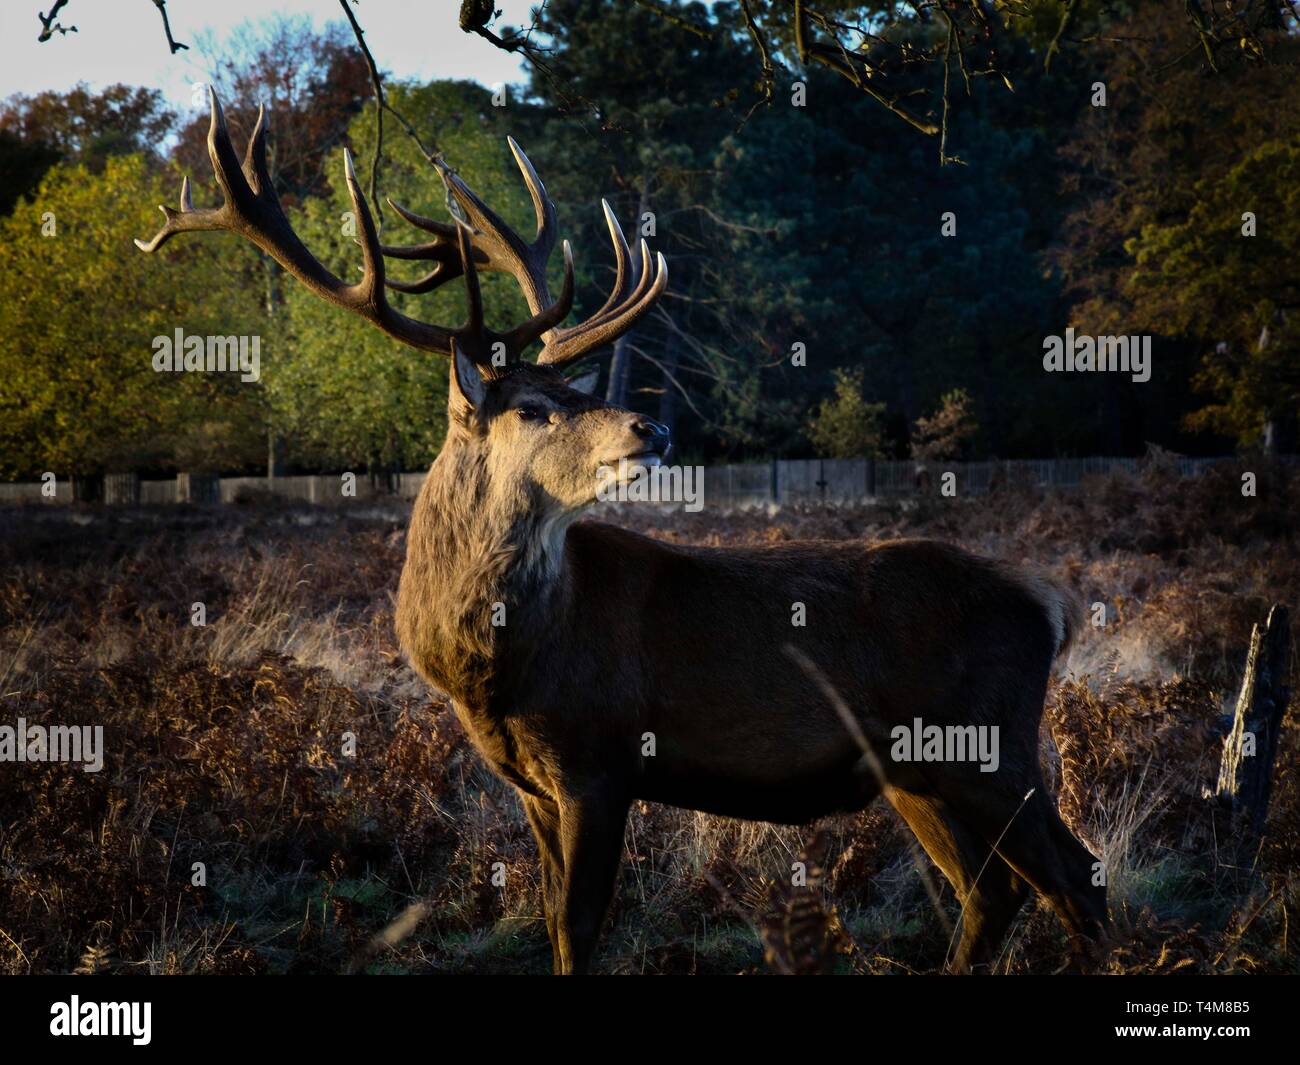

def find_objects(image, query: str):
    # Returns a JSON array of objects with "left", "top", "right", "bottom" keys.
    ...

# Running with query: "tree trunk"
[
  {"left": 264, "top": 254, "right": 285, "bottom": 478},
  {"left": 657, "top": 330, "right": 680, "bottom": 438},
  {"left": 266, "top": 429, "right": 285, "bottom": 479},
  {"left": 605, "top": 334, "right": 632, "bottom": 407},
  {"left": 1212, "top": 603, "right": 1291, "bottom": 889}
]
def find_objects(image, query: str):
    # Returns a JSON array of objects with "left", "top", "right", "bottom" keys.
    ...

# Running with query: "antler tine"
[
  {"left": 537, "top": 239, "right": 668, "bottom": 370},
  {"left": 133, "top": 172, "right": 224, "bottom": 252},
  {"left": 506, "top": 137, "right": 558, "bottom": 259},
  {"left": 241, "top": 103, "right": 272, "bottom": 196},
  {"left": 386, "top": 197, "right": 458, "bottom": 241},
  {"left": 581, "top": 200, "right": 634, "bottom": 327},
  {"left": 505, "top": 240, "right": 575, "bottom": 353},
  {"left": 456, "top": 223, "right": 484, "bottom": 338},
  {"left": 135, "top": 88, "right": 460, "bottom": 356},
  {"left": 206, "top": 90, "right": 255, "bottom": 213},
  {"left": 340, "top": 147, "right": 385, "bottom": 305},
  {"left": 381, "top": 138, "right": 559, "bottom": 313},
  {"left": 589, "top": 238, "right": 655, "bottom": 331},
  {"left": 380, "top": 199, "right": 469, "bottom": 294}
]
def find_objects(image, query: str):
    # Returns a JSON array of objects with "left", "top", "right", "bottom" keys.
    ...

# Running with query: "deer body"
[
  {"left": 397, "top": 405, "right": 1108, "bottom": 974},
  {"left": 139, "top": 94, "right": 1108, "bottom": 975}
]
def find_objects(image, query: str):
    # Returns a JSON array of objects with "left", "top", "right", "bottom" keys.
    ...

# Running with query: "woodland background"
[
  {"left": 1, "top": 2, "right": 1297, "bottom": 976},
  {"left": 1, "top": 0, "right": 1297, "bottom": 477}
]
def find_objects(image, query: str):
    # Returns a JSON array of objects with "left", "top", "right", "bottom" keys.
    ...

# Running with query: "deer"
[{"left": 137, "top": 90, "right": 1110, "bottom": 975}]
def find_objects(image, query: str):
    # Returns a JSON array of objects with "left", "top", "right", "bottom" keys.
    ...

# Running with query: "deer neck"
[{"left": 397, "top": 443, "right": 577, "bottom": 708}]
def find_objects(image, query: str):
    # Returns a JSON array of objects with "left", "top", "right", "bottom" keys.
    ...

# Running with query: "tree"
[
  {"left": 0, "top": 84, "right": 175, "bottom": 213},
  {"left": 1053, "top": 5, "right": 1300, "bottom": 452},
  {"left": 464, "top": 0, "right": 1297, "bottom": 159},
  {"left": 0, "top": 155, "right": 265, "bottom": 477},
  {"left": 1127, "top": 140, "right": 1300, "bottom": 451},
  {"left": 173, "top": 15, "right": 371, "bottom": 206},
  {"left": 911, "top": 388, "right": 978, "bottom": 461},
  {"left": 806, "top": 367, "right": 887, "bottom": 457},
  {"left": 265, "top": 81, "right": 539, "bottom": 472}
]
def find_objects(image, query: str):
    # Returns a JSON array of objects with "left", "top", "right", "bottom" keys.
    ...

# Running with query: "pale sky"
[{"left": 0, "top": 1, "right": 535, "bottom": 109}]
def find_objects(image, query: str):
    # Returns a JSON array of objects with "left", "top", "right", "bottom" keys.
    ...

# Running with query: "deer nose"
[{"left": 632, "top": 418, "right": 671, "bottom": 452}]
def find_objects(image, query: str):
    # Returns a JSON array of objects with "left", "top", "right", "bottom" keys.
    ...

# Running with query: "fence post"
[
  {"left": 770, "top": 459, "right": 779, "bottom": 504},
  {"left": 103, "top": 473, "right": 139, "bottom": 505},
  {"left": 177, "top": 473, "right": 219, "bottom": 504},
  {"left": 71, "top": 475, "right": 101, "bottom": 502}
]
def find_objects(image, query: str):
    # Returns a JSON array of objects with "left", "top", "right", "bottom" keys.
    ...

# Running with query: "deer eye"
[{"left": 515, "top": 406, "right": 543, "bottom": 421}]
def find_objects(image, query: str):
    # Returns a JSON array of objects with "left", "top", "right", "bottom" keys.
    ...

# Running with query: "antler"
[
  {"left": 382, "top": 139, "right": 668, "bottom": 371},
  {"left": 137, "top": 89, "right": 666, "bottom": 374},
  {"left": 135, "top": 89, "right": 570, "bottom": 370}
]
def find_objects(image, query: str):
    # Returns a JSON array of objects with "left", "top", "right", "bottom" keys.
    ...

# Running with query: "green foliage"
[
  {"left": 1127, "top": 139, "right": 1300, "bottom": 446},
  {"left": 3, "top": 3, "right": 1294, "bottom": 476},
  {"left": 0, "top": 155, "right": 264, "bottom": 477},
  {"left": 1052, "top": 7, "right": 1300, "bottom": 452},
  {"left": 805, "top": 367, "right": 887, "bottom": 458},
  {"left": 269, "top": 81, "right": 540, "bottom": 470}
]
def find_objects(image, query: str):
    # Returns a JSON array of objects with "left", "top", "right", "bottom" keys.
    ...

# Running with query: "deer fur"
[{"left": 396, "top": 358, "right": 1110, "bottom": 974}]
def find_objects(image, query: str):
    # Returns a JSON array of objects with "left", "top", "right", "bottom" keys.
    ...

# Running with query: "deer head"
[{"left": 136, "top": 89, "right": 670, "bottom": 518}]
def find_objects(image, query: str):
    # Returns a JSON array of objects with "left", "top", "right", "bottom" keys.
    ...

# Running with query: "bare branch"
[
  {"left": 739, "top": 0, "right": 777, "bottom": 126},
  {"left": 632, "top": 0, "right": 713, "bottom": 40},
  {"left": 36, "top": 0, "right": 76, "bottom": 42},
  {"left": 151, "top": 0, "right": 188, "bottom": 54},
  {"left": 1044, "top": 0, "right": 1080, "bottom": 72}
]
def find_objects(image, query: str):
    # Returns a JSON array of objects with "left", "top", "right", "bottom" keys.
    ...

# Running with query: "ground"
[{"left": 1, "top": 456, "right": 1296, "bottom": 974}]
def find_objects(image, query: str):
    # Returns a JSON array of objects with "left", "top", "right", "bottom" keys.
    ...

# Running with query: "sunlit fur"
[{"left": 395, "top": 360, "right": 1110, "bottom": 975}]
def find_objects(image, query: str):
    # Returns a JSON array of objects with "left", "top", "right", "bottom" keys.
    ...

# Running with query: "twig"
[
  {"left": 783, "top": 644, "right": 953, "bottom": 937},
  {"left": 738, "top": 0, "right": 777, "bottom": 127},
  {"left": 942, "top": 787, "right": 1036, "bottom": 971},
  {"left": 793, "top": 1, "right": 940, "bottom": 136},
  {"left": 1043, "top": 0, "right": 1079, "bottom": 72},
  {"left": 632, "top": 0, "right": 713, "bottom": 40},
  {"left": 337, "top": 0, "right": 453, "bottom": 232},
  {"left": 36, "top": 0, "right": 76, "bottom": 42},
  {"left": 151, "top": 0, "right": 188, "bottom": 54}
]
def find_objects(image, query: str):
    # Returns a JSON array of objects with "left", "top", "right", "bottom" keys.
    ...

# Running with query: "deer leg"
[
  {"left": 555, "top": 787, "right": 629, "bottom": 975},
  {"left": 928, "top": 769, "right": 1109, "bottom": 969},
  {"left": 996, "top": 793, "right": 1110, "bottom": 969},
  {"left": 522, "top": 794, "right": 564, "bottom": 974},
  {"left": 888, "top": 789, "right": 1030, "bottom": 973}
]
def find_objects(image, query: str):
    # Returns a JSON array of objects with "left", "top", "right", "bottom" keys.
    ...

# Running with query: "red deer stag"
[{"left": 138, "top": 91, "right": 1109, "bottom": 975}]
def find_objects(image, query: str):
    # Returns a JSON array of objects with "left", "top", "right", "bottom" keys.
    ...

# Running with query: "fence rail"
[{"left": 0, "top": 455, "right": 1263, "bottom": 510}]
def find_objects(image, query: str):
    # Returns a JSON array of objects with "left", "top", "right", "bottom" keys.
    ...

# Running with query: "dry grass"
[{"left": 0, "top": 458, "right": 1296, "bottom": 974}]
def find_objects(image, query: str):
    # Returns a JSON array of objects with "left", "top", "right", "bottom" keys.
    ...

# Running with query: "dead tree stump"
[{"left": 1212, "top": 603, "right": 1291, "bottom": 889}]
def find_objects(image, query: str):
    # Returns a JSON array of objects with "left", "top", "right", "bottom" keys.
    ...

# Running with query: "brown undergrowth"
[{"left": 0, "top": 460, "right": 1295, "bottom": 974}]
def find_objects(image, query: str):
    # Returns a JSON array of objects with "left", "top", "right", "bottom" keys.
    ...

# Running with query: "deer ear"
[
  {"left": 567, "top": 368, "right": 600, "bottom": 395},
  {"left": 449, "top": 342, "right": 487, "bottom": 418}
]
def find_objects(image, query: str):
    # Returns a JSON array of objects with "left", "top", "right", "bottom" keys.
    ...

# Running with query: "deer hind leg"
[
  {"left": 887, "top": 789, "right": 1030, "bottom": 973},
  {"left": 522, "top": 794, "right": 564, "bottom": 974},
  {"left": 927, "top": 768, "right": 1109, "bottom": 969}
]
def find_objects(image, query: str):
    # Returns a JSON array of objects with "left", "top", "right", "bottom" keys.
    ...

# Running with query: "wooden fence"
[{"left": 0, "top": 455, "right": 1257, "bottom": 510}]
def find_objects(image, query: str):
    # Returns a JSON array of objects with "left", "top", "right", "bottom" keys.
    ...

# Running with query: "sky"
[{"left": 1, "top": 1, "right": 535, "bottom": 110}]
